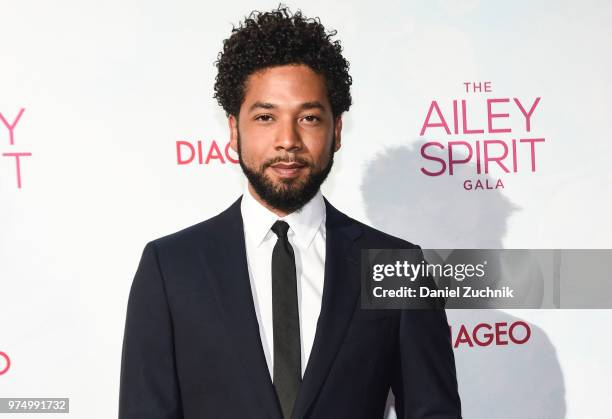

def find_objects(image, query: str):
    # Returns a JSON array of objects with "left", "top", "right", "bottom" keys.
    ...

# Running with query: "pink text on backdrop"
[
  {"left": 418, "top": 82, "right": 545, "bottom": 191},
  {"left": 176, "top": 140, "right": 239, "bottom": 165},
  {"left": 0, "top": 351, "right": 10, "bottom": 375},
  {"left": 1, "top": 108, "right": 32, "bottom": 189},
  {"left": 450, "top": 321, "right": 531, "bottom": 348}
]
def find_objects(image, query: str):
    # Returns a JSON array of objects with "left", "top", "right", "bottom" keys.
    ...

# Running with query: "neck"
[{"left": 247, "top": 183, "right": 293, "bottom": 217}]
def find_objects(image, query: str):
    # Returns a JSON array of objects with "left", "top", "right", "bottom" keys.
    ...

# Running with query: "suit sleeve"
[
  {"left": 119, "top": 241, "right": 183, "bottom": 419},
  {"left": 391, "top": 246, "right": 462, "bottom": 418}
]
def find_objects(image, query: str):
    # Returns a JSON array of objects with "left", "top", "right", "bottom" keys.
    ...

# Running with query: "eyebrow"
[{"left": 248, "top": 101, "right": 326, "bottom": 113}]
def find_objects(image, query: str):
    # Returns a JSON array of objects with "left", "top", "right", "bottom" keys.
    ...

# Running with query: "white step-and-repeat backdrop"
[{"left": 2, "top": 1, "right": 611, "bottom": 418}]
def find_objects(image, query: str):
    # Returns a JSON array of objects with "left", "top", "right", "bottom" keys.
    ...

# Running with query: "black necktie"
[{"left": 271, "top": 220, "right": 301, "bottom": 419}]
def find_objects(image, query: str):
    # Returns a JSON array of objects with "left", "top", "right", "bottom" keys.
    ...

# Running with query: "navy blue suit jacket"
[{"left": 119, "top": 196, "right": 462, "bottom": 418}]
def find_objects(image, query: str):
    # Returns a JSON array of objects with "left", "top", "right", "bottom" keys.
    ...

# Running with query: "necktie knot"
[{"left": 271, "top": 220, "right": 290, "bottom": 239}]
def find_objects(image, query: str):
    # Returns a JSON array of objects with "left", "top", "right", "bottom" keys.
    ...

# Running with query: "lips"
[
  {"left": 271, "top": 162, "right": 306, "bottom": 169},
  {"left": 269, "top": 161, "right": 307, "bottom": 178}
]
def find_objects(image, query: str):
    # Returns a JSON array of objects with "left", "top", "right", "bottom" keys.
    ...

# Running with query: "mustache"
[{"left": 262, "top": 156, "right": 313, "bottom": 169}]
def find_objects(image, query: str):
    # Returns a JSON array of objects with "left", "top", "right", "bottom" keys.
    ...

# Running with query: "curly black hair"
[{"left": 213, "top": 5, "right": 352, "bottom": 118}]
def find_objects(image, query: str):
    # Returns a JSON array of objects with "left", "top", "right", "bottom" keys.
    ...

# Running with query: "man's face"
[{"left": 229, "top": 64, "right": 342, "bottom": 214}]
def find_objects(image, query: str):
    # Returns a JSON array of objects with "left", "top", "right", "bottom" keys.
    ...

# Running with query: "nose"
[{"left": 275, "top": 119, "right": 303, "bottom": 153}]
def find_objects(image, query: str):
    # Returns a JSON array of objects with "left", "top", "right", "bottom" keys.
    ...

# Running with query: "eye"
[
  {"left": 301, "top": 115, "right": 321, "bottom": 124},
  {"left": 255, "top": 114, "right": 273, "bottom": 122}
]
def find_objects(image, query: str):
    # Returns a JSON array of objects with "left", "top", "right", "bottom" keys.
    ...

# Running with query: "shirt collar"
[{"left": 240, "top": 183, "right": 326, "bottom": 249}]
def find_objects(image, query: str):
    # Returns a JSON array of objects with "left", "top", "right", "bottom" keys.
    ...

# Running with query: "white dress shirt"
[{"left": 240, "top": 183, "right": 326, "bottom": 379}]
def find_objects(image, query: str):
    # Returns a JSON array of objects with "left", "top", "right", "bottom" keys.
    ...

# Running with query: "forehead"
[{"left": 242, "top": 64, "right": 329, "bottom": 109}]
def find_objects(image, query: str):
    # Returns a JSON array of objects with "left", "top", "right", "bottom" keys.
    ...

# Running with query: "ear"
[
  {"left": 333, "top": 115, "right": 343, "bottom": 152},
  {"left": 228, "top": 114, "right": 239, "bottom": 153}
]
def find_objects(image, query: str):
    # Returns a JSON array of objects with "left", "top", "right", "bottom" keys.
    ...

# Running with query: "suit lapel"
[
  {"left": 202, "top": 196, "right": 282, "bottom": 419},
  {"left": 291, "top": 198, "right": 363, "bottom": 419}
]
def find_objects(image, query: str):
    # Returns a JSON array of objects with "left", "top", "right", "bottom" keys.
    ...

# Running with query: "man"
[{"left": 119, "top": 6, "right": 461, "bottom": 419}]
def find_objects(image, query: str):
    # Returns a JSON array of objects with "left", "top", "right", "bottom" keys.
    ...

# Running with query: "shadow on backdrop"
[{"left": 361, "top": 140, "right": 566, "bottom": 419}]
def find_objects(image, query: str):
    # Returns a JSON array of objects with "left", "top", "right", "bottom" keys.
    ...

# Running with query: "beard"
[{"left": 237, "top": 131, "right": 335, "bottom": 214}]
